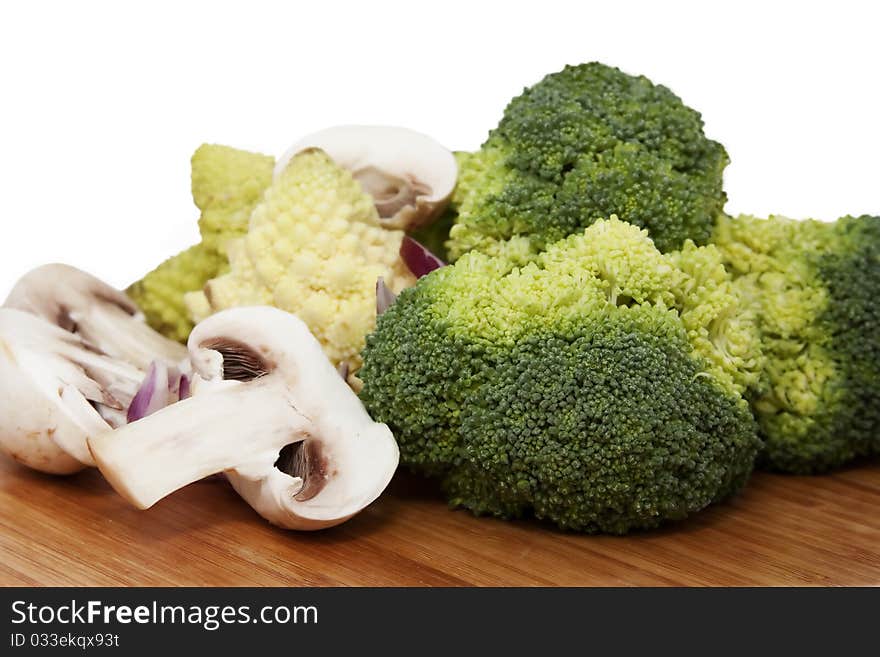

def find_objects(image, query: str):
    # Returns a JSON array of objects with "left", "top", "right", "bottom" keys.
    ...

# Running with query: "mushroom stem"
[
  {"left": 352, "top": 166, "right": 431, "bottom": 221},
  {"left": 89, "top": 378, "right": 311, "bottom": 509},
  {"left": 275, "top": 125, "right": 457, "bottom": 231}
]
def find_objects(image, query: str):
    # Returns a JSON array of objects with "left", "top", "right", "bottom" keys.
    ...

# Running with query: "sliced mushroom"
[
  {"left": 0, "top": 309, "right": 144, "bottom": 473},
  {"left": 0, "top": 264, "right": 191, "bottom": 474},
  {"left": 275, "top": 125, "right": 457, "bottom": 232},
  {"left": 4, "top": 263, "right": 187, "bottom": 370},
  {"left": 88, "top": 306, "right": 400, "bottom": 530}
]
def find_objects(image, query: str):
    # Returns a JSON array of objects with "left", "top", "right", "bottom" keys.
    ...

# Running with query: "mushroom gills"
[
  {"left": 275, "top": 440, "right": 327, "bottom": 501},
  {"left": 200, "top": 337, "right": 270, "bottom": 381}
]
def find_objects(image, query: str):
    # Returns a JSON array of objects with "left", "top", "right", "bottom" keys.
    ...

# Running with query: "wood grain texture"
[{"left": 0, "top": 457, "right": 878, "bottom": 586}]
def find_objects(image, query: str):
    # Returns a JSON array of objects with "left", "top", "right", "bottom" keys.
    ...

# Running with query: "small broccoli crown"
[
  {"left": 447, "top": 63, "right": 728, "bottom": 259},
  {"left": 712, "top": 214, "right": 880, "bottom": 473},
  {"left": 360, "top": 218, "right": 760, "bottom": 533}
]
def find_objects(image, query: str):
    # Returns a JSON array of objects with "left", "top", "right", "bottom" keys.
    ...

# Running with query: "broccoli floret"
[
  {"left": 446, "top": 63, "right": 729, "bottom": 260},
  {"left": 359, "top": 218, "right": 761, "bottom": 533},
  {"left": 713, "top": 213, "right": 880, "bottom": 473},
  {"left": 127, "top": 144, "right": 274, "bottom": 342}
]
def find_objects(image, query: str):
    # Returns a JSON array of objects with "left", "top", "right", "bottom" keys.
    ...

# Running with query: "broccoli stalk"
[{"left": 359, "top": 217, "right": 761, "bottom": 534}]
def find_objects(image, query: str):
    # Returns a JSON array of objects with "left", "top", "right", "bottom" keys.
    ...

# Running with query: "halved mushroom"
[
  {"left": 0, "top": 309, "right": 144, "bottom": 473},
  {"left": 0, "top": 264, "right": 190, "bottom": 474},
  {"left": 275, "top": 125, "right": 457, "bottom": 232},
  {"left": 88, "top": 306, "right": 400, "bottom": 530},
  {"left": 4, "top": 263, "right": 187, "bottom": 370}
]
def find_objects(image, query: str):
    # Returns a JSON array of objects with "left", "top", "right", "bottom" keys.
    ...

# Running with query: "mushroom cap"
[
  {"left": 5, "top": 263, "right": 138, "bottom": 325},
  {"left": 89, "top": 306, "right": 399, "bottom": 530},
  {"left": 192, "top": 307, "right": 401, "bottom": 529},
  {"left": 0, "top": 309, "right": 126, "bottom": 473},
  {"left": 4, "top": 263, "right": 187, "bottom": 370},
  {"left": 275, "top": 125, "right": 457, "bottom": 232}
]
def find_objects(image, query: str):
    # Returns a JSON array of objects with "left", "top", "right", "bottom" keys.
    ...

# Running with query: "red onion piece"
[
  {"left": 376, "top": 277, "right": 397, "bottom": 316},
  {"left": 166, "top": 366, "right": 181, "bottom": 397},
  {"left": 400, "top": 235, "right": 445, "bottom": 278},
  {"left": 178, "top": 373, "right": 191, "bottom": 400},
  {"left": 126, "top": 361, "right": 173, "bottom": 423}
]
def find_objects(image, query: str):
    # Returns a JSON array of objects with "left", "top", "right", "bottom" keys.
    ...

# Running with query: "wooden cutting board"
[{"left": 1, "top": 457, "right": 877, "bottom": 586}]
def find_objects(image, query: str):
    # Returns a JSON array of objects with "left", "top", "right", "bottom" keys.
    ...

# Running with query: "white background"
[{"left": 1, "top": 1, "right": 877, "bottom": 299}]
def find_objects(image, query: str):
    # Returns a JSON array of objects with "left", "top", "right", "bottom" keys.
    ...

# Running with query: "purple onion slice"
[
  {"left": 127, "top": 361, "right": 173, "bottom": 423},
  {"left": 376, "top": 277, "right": 397, "bottom": 316},
  {"left": 178, "top": 373, "right": 191, "bottom": 400},
  {"left": 400, "top": 235, "right": 445, "bottom": 278}
]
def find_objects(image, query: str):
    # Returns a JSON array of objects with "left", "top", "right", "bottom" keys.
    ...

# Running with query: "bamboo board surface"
[{"left": 0, "top": 457, "right": 878, "bottom": 586}]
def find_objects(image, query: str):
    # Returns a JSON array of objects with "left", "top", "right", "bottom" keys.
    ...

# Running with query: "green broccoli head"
[
  {"left": 360, "top": 218, "right": 761, "bottom": 534},
  {"left": 713, "top": 213, "right": 880, "bottom": 473},
  {"left": 446, "top": 63, "right": 729, "bottom": 260}
]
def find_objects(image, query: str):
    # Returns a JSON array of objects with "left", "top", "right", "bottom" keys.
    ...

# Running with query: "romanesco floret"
[
  {"left": 191, "top": 144, "right": 276, "bottom": 254},
  {"left": 712, "top": 213, "right": 880, "bottom": 473},
  {"left": 445, "top": 63, "right": 729, "bottom": 260},
  {"left": 359, "top": 217, "right": 761, "bottom": 534},
  {"left": 128, "top": 144, "right": 274, "bottom": 341},
  {"left": 186, "top": 149, "right": 416, "bottom": 371},
  {"left": 127, "top": 243, "right": 227, "bottom": 343}
]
